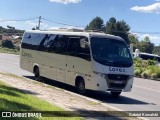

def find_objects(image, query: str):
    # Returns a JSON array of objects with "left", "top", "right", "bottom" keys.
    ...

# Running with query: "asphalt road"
[{"left": 0, "top": 53, "right": 160, "bottom": 120}]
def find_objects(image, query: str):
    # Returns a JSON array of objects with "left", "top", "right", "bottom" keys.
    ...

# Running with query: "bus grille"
[{"left": 106, "top": 74, "right": 129, "bottom": 89}]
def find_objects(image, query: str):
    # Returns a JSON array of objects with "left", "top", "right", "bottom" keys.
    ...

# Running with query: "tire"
[
  {"left": 77, "top": 80, "right": 86, "bottom": 94},
  {"left": 34, "top": 67, "right": 41, "bottom": 81},
  {"left": 110, "top": 91, "right": 121, "bottom": 98}
]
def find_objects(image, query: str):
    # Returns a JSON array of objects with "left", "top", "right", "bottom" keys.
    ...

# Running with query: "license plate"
[{"left": 114, "top": 81, "right": 123, "bottom": 84}]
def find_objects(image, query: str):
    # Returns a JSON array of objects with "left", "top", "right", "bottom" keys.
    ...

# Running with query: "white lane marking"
[{"left": 134, "top": 85, "right": 160, "bottom": 93}]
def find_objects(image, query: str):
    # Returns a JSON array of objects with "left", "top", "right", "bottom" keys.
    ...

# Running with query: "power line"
[
  {"left": 0, "top": 17, "right": 39, "bottom": 22},
  {"left": 0, "top": 17, "right": 160, "bottom": 35},
  {"left": 42, "top": 17, "right": 85, "bottom": 28},
  {"left": 131, "top": 31, "right": 160, "bottom": 35},
  {"left": 100, "top": 29, "right": 160, "bottom": 35}
]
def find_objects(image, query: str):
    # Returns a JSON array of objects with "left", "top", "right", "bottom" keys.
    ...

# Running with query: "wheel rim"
[
  {"left": 78, "top": 81, "right": 85, "bottom": 94},
  {"left": 79, "top": 83, "right": 84, "bottom": 91}
]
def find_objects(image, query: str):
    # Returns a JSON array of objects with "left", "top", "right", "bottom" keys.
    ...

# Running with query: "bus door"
[
  {"left": 66, "top": 37, "right": 81, "bottom": 85},
  {"left": 53, "top": 35, "right": 67, "bottom": 83}
]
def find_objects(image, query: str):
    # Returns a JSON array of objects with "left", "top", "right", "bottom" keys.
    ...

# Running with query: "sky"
[{"left": 0, "top": 0, "right": 160, "bottom": 45}]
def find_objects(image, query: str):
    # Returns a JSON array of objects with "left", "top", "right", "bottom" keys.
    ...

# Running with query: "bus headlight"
[{"left": 93, "top": 71, "right": 106, "bottom": 79}]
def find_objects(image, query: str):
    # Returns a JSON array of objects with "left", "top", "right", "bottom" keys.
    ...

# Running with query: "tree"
[
  {"left": 128, "top": 34, "right": 139, "bottom": 52},
  {"left": 153, "top": 46, "right": 160, "bottom": 56},
  {"left": 128, "top": 34, "right": 139, "bottom": 44},
  {"left": 106, "top": 17, "right": 130, "bottom": 44},
  {"left": 85, "top": 16, "right": 105, "bottom": 31},
  {"left": 106, "top": 17, "right": 116, "bottom": 35},
  {"left": 1, "top": 40, "right": 14, "bottom": 49},
  {"left": 137, "top": 37, "right": 155, "bottom": 53}
]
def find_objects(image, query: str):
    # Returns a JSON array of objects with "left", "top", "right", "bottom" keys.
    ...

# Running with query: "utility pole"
[{"left": 37, "top": 16, "right": 41, "bottom": 30}]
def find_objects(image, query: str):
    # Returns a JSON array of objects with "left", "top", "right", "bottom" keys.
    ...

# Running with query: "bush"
[
  {"left": 1, "top": 40, "right": 14, "bottom": 49},
  {"left": 151, "top": 73, "right": 158, "bottom": 79},
  {"left": 134, "top": 69, "right": 142, "bottom": 77},
  {"left": 142, "top": 60, "right": 148, "bottom": 68},
  {"left": 14, "top": 45, "right": 20, "bottom": 50},
  {"left": 133, "top": 58, "right": 160, "bottom": 80},
  {"left": 134, "top": 59, "right": 142, "bottom": 67},
  {"left": 148, "top": 60, "right": 157, "bottom": 66},
  {"left": 141, "top": 71, "right": 149, "bottom": 78},
  {"left": 144, "top": 68, "right": 154, "bottom": 76},
  {"left": 152, "top": 66, "right": 160, "bottom": 77}
]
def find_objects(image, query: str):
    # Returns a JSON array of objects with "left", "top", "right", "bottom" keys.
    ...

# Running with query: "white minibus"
[{"left": 20, "top": 28, "right": 134, "bottom": 97}]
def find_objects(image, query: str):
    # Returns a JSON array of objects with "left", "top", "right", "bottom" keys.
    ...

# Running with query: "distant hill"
[
  {"left": 0, "top": 26, "right": 24, "bottom": 48},
  {"left": 0, "top": 26, "right": 24, "bottom": 35}
]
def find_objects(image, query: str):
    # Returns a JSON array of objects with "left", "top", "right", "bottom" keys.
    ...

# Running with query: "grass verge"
[
  {"left": 0, "top": 47, "right": 20, "bottom": 55},
  {"left": 0, "top": 81, "right": 82, "bottom": 120}
]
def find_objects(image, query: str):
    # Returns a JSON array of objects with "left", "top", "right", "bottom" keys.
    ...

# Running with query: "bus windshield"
[{"left": 91, "top": 37, "right": 133, "bottom": 67}]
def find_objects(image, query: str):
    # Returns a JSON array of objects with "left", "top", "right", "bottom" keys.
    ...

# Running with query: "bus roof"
[{"left": 25, "top": 29, "right": 123, "bottom": 41}]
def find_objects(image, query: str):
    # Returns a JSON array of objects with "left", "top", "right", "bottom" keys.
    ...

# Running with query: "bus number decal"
[
  {"left": 109, "top": 67, "right": 126, "bottom": 73},
  {"left": 22, "top": 52, "right": 33, "bottom": 58}
]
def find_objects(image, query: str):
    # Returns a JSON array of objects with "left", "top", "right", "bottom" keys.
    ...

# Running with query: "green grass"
[
  {"left": 0, "top": 47, "right": 20, "bottom": 55},
  {"left": 0, "top": 81, "right": 82, "bottom": 120}
]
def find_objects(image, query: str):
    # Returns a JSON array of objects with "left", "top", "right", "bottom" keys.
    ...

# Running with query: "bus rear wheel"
[
  {"left": 34, "top": 67, "right": 41, "bottom": 81},
  {"left": 77, "top": 79, "right": 86, "bottom": 94},
  {"left": 110, "top": 91, "right": 121, "bottom": 98}
]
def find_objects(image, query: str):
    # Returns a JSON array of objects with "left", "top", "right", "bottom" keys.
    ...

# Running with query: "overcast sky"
[{"left": 0, "top": 0, "right": 160, "bottom": 45}]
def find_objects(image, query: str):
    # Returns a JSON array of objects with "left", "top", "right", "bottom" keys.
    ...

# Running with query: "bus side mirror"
[{"left": 80, "top": 39, "right": 86, "bottom": 48}]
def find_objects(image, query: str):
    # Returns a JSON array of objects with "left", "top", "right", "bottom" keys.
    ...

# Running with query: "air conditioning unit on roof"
[{"left": 49, "top": 27, "right": 84, "bottom": 32}]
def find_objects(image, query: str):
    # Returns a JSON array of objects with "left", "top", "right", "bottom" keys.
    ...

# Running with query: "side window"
[
  {"left": 43, "top": 35, "right": 56, "bottom": 49},
  {"left": 81, "top": 45, "right": 90, "bottom": 55},
  {"left": 68, "top": 37, "right": 81, "bottom": 55},
  {"left": 67, "top": 36, "right": 91, "bottom": 61},
  {"left": 79, "top": 44, "right": 91, "bottom": 61},
  {"left": 38, "top": 34, "right": 56, "bottom": 51},
  {"left": 21, "top": 33, "right": 31, "bottom": 49},
  {"left": 31, "top": 33, "right": 45, "bottom": 50},
  {"left": 38, "top": 34, "right": 67, "bottom": 54},
  {"left": 22, "top": 33, "right": 43, "bottom": 50},
  {"left": 49, "top": 35, "right": 67, "bottom": 54}
]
